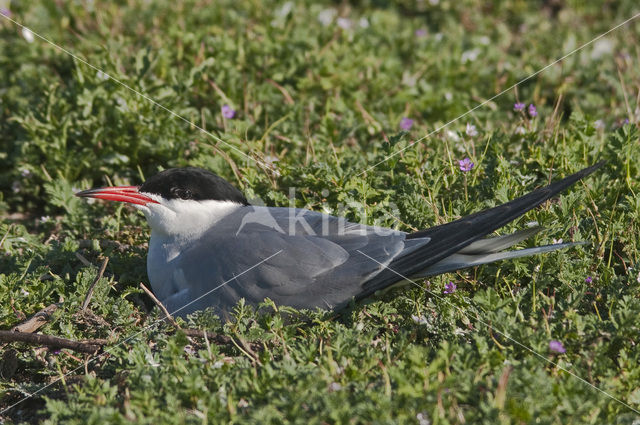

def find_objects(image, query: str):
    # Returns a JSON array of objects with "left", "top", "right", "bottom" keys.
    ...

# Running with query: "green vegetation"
[{"left": 1, "top": 0, "right": 640, "bottom": 423}]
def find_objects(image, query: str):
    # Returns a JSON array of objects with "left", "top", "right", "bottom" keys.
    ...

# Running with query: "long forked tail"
[
  {"left": 360, "top": 161, "right": 605, "bottom": 296},
  {"left": 416, "top": 227, "right": 586, "bottom": 277}
]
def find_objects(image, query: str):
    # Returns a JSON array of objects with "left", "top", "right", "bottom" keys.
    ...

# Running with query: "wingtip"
[
  {"left": 578, "top": 160, "right": 606, "bottom": 177},
  {"left": 556, "top": 160, "right": 606, "bottom": 182}
]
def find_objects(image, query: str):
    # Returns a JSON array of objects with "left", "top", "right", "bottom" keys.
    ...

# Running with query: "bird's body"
[{"left": 76, "top": 162, "right": 604, "bottom": 318}]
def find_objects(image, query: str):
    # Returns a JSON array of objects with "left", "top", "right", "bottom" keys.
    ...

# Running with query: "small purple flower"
[
  {"left": 458, "top": 157, "right": 474, "bottom": 172},
  {"left": 1, "top": 8, "right": 11, "bottom": 17},
  {"left": 623, "top": 118, "right": 630, "bottom": 125},
  {"left": 399, "top": 117, "right": 414, "bottom": 131},
  {"left": 22, "top": 28, "right": 35, "bottom": 43},
  {"left": 221, "top": 104, "right": 236, "bottom": 119},
  {"left": 443, "top": 281, "right": 457, "bottom": 294},
  {"left": 549, "top": 340, "right": 566, "bottom": 354},
  {"left": 329, "top": 382, "right": 342, "bottom": 392},
  {"left": 528, "top": 104, "right": 537, "bottom": 117},
  {"left": 513, "top": 102, "right": 525, "bottom": 112},
  {"left": 415, "top": 28, "right": 427, "bottom": 38},
  {"left": 465, "top": 122, "right": 478, "bottom": 137},
  {"left": 317, "top": 9, "right": 336, "bottom": 26},
  {"left": 417, "top": 413, "right": 430, "bottom": 425},
  {"left": 336, "top": 17, "right": 352, "bottom": 30},
  {"left": 411, "top": 314, "right": 428, "bottom": 325},
  {"left": 585, "top": 276, "right": 593, "bottom": 283}
]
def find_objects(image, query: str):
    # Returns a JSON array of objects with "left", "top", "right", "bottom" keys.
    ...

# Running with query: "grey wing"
[{"left": 167, "top": 206, "right": 428, "bottom": 316}]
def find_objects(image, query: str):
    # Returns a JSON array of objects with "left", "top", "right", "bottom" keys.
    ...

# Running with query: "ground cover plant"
[{"left": 1, "top": 0, "right": 640, "bottom": 423}]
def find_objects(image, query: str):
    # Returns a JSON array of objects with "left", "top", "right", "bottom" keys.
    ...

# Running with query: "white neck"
[{"left": 135, "top": 195, "right": 244, "bottom": 241}]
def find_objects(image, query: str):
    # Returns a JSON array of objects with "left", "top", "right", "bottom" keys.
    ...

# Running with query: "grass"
[{"left": 1, "top": 0, "right": 640, "bottom": 423}]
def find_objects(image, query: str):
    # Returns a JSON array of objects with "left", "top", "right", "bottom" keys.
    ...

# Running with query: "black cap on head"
[{"left": 140, "top": 167, "right": 249, "bottom": 205}]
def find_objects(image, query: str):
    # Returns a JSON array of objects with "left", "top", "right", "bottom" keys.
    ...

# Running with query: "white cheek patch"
[{"left": 140, "top": 194, "right": 243, "bottom": 239}]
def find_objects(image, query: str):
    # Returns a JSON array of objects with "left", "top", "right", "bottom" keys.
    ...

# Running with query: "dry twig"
[
  {"left": 74, "top": 251, "right": 92, "bottom": 267},
  {"left": 81, "top": 257, "right": 109, "bottom": 311},
  {"left": 10, "top": 303, "right": 60, "bottom": 333},
  {"left": 0, "top": 331, "right": 106, "bottom": 354},
  {"left": 138, "top": 283, "right": 262, "bottom": 352},
  {"left": 139, "top": 282, "right": 180, "bottom": 329},
  {"left": 0, "top": 303, "right": 62, "bottom": 357}
]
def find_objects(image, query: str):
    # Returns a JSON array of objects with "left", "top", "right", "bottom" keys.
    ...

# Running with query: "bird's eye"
[{"left": 172, "top": 188, "right": 193, "bottom": 200}]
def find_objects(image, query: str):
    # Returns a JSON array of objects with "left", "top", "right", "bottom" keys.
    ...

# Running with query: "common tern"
[{"left": 76, "top": 162, "right": 604, "bottom": 318}]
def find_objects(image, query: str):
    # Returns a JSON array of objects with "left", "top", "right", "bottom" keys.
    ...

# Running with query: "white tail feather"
[
  {"left": 457, "top": 226, "right": 543, "bottom": 254},
  {"left": 417, "top": 241, "right": 587, "bottom": 277}
]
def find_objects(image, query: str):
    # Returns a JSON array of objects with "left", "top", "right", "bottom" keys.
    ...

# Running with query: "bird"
[{"left": 76, "top": 161, "right": 604, "bottom": 318}]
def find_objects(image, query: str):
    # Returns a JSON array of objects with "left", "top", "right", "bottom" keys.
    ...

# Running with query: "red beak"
[{"left": 75, "top": 186, "right": 159, "bottom": 206}]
